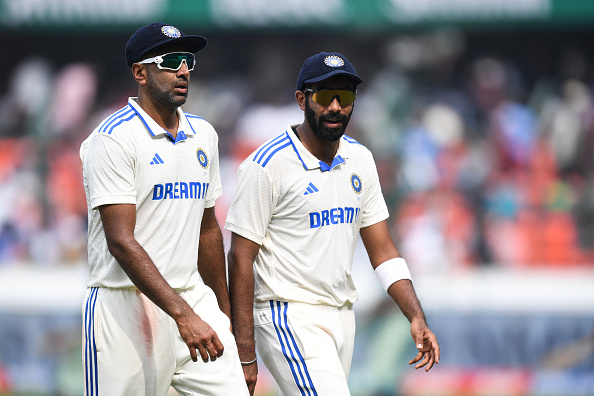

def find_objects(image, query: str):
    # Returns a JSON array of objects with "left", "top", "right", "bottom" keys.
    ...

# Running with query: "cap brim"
[{"left": 304, "top": 70, "right": 363, "bottom": 86}]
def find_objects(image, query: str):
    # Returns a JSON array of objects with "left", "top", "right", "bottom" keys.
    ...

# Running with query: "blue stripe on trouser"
[
  {"left": 270, "top": 301, "right": 318, "bottom": 396},
  {"left": 84, "top": 287, "right": 99, "bottom": 396}
]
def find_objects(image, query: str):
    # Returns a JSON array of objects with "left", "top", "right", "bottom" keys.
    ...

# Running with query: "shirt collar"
[
  {"left": 286, "top": 124, "right": 347, "bottom": 172},
  {"left": 127, "top": 97, "right": 193, "bottom": 144}
]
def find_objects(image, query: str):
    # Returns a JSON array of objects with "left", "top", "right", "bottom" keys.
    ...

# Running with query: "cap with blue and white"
[
  {"left": 296, "top": 51, "right": 363, "bottom": 91},
  {"left": 125, "top": 22, "right": 207, "bottom": 67}
]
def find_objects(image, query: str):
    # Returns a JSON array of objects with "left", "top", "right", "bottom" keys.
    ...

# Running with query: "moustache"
[{"left": 319, "top": 112, "right": 348, "bottom": 124}]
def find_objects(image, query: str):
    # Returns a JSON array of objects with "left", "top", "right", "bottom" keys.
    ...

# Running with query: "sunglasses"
[
  {"left": 138, "top": 52, "right": 196, "bottom": 71},
  {"left": 304, "top": 88, "right": 357, "bottom": 106}
]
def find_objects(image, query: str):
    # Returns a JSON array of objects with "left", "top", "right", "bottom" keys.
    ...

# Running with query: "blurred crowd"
[{"left": 1, "top": 28, "right": 593, "bottom": 270}]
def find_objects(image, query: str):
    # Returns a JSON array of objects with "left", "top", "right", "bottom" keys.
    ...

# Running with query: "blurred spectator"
[
  {"left": 48, "top": 63, "right": 97, "bottom": 138},
  {"left": 0, "top": 57, "right": 52, "bottom": 138}
]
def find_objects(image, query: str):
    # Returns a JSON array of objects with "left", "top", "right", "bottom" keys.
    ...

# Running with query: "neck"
[
  {"left": 295, "top": 124, "right": 340, "bottom": 166},
  {"left": 136, "top": 95, "right": 179, "bottom": 137}
]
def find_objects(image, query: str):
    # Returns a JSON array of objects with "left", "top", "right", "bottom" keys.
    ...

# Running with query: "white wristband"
[{"left": 374, "top": 258, "right": 412, "bottom": 292}]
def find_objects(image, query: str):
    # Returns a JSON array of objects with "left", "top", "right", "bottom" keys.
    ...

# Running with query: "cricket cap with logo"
[
  {"left": 125, "top": 22, "right": 208, "bottom": 67},
  {"left": 296, "top": 51, "right": 363, "bottom": 91}
]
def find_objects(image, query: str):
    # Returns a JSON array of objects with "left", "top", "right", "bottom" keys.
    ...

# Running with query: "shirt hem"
[
  {"left": 90, "top": 195, "right": 136, "bottom": 209},
  {"left": 224, "top": 222, "right": 264, "bottom": 245}
]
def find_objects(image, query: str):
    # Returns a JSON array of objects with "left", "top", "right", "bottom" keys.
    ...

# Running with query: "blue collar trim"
[{"left": 319, "top": 155, "right": 345, "bottom": 172}]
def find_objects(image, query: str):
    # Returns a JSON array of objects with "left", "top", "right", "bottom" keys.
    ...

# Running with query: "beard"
[
  {"left": 305, "top": 99, "right": 352, "bottom": 142},
  {"left": 145, "top": 70, "right": 187, "bottom": 109}
]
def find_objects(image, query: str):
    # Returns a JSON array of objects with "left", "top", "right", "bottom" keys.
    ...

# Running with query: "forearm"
[
  {"left": 198, "top": 223, "right": 230, "bottom": 318},
  {"left": 108, "top": 236, "right": 190, "bottom": 321},
  {"left": 389, "top": 279, "right": 440, "bottom": 371},
  {"left": 360, "top": 221, "right": 426, "bottom": 323},
  {"left": 229, "top": 245, "right": 258, "bottom": 394},
  {"left": 228, "top": 252, "right": 256, "bottom": 349},
  {"left": 387, "top": 279, "right": 427, "bottom": 324},
  {"left": 227, "top": 234, "right": 259, "bottom": 356}
]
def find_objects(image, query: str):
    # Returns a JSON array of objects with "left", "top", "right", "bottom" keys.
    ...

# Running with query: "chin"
[
  {"left": 173, "top": 96, "right": 188, "bottom": 107},
  {"left": 316, "top": 128, "right": 345, "bottom": 142}
]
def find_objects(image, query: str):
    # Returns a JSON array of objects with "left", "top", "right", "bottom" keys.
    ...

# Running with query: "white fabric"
[
  {"left": 83, "top": 286, "right": 249, "bottom": 396},
  {"left": 80, "top": 97, "right": 223, "bottom": 289},
  {"left": 253, "top": 301, "right": 355, "bottom": 396},
  {"left": 374, "top": 257, "right": 412, "bottom": 292},
  {"left": 225, "top": 126, "right": 389, "bottom": 307}
]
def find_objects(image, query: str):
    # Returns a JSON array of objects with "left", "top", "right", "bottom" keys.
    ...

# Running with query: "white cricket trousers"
[
  {"left": 82, "top": 286, "right": 249, "bottom": 396},
  {"left": 254, "top": 300, "right": 356, "bottom": 396}
]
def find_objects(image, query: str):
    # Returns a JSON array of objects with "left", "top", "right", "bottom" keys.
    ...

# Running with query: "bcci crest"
[
  {"left": 196, "top": 149, "right": 209, "bottom": 168},
  {"left": 325, "top": 55, "right": 344, "bottom": 68},
  {"left": 162, "top": 25, "right": 181, "bottom": 38},
  {"left": 350, "top": 174, "right": 362, "bottom": 194}
]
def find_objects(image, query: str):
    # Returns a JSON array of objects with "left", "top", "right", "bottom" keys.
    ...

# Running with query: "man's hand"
[
  {"left": 408, "top": 317, "right": 440, "bottom": 371},
  {"left": 242, "top": 361, "right": 258, "bottom": 395},
  {"left": 176, "top": 309, "right": 224, "bottom": 363}
]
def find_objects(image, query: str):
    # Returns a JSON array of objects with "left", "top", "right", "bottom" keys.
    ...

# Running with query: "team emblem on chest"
[
  {"left": 350, "top": 173, "right": 362, "bottom": 194},
  {"left": 196, "top": 149, "right": 209, "bottom": 168}
]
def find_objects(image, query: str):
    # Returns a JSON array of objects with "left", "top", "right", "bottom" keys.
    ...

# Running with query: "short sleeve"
[
  {"left": 82, "top": 134, "right": 137, "bottom": 209},
  {"left": 225, "top": 160, "right": 276, "bottom": 245}
]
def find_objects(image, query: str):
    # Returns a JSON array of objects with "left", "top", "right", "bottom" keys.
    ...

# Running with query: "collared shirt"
[
  {"left": 225, "top": 125, "right": 389, "bottom": 307},
  {"left": 80, "top": 97, "right": 223, "bottom": 289}
]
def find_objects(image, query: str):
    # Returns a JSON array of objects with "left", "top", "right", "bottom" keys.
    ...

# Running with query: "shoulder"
[
  {"left": 341, "top": 134, "right": 375, "bottom": 158},
  {"left": 81, "top": 105, "right": 140, "bottom": 160},
  {"left": 93, "top": 103, "right": 141, "bottom": 138},
  {"left": 249, "top": 131, "right": 295, "bottom": 169},
  {"left": 235, "top": 131, "right": 294, "bottom": 182}
]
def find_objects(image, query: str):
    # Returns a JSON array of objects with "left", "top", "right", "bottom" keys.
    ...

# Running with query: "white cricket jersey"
[
  {"left": 80, "top": 97, "right": 223, "bottom": 289},
  {"left": 225, "top": 126, "right": 389, "bottom": 307}
]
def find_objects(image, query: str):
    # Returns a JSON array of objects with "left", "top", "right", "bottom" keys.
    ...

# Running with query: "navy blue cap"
[
  {"left": 125, "top": 22, "right": 207, "bottom": 67},
  {"left": 296, "top": 52, "right": 363, "bottom": 91}
]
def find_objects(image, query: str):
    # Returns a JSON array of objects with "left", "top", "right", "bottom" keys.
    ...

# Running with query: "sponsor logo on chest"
[
  {"left": 309, "top": 206, "right": 360, "bottom": 228},
  {"left": 305, "top": 171, "right": 363, "bottom": 228},
  {"left": 149, "top": 147, "right": 211, "bottom": 201},
  {"left": 152, "top": 182, "right": 209, "bottom": 200}
]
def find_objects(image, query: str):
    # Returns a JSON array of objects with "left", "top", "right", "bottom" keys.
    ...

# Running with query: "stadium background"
[{"left": 1, "top": 0, "right": 594, "bottom": 395}]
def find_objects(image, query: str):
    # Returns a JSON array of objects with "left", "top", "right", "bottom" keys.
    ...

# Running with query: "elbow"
[{"left": 105, "top": 234, "right": 135, "bottom": 262}]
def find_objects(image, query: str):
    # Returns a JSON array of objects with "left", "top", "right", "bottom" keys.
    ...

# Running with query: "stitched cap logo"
[
  {"left": 325, "top": 55, "right": 344, "bottom": 67},
  {"left": 162, "top": 25, "right": 181, "bottom": 38}
]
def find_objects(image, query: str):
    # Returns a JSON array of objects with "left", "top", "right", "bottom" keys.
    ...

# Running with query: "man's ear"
[
  {"left": 295, "top": 90, "right": 306, "bottom": 111},
  {"left": 131, "top": 64, "right": 148, "bottom": 85}
]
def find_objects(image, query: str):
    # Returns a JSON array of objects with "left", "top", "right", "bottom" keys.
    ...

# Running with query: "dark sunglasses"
[
  {"left": 138, "top": 52, "right": 196, "bottom": 71},
  {"left": 304, "top": 88, "right": 357, "bottom": 106}
]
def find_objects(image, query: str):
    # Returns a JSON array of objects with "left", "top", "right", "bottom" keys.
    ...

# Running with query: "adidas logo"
[
  {"left": 303, "top": 182, "right": 319, "bottom": 195},
  {"left": 150, "top": 153, "right": 164, "bottom": 165}
]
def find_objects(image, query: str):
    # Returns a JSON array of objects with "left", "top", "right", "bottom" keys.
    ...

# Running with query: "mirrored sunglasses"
[
  {"left": 138, "top": 52, "right": 196, "bottom": 71},
  {"left": 304, "top": 88, "right": 357, "bottom": 106}
]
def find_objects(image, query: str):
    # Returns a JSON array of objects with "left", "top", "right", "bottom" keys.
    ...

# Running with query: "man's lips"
[
  {"left": 322, "top": 119, "right": 343, "bottom": 128},
  {"left": 174, "top": 84, "right": 188, "bottom": 94}
]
